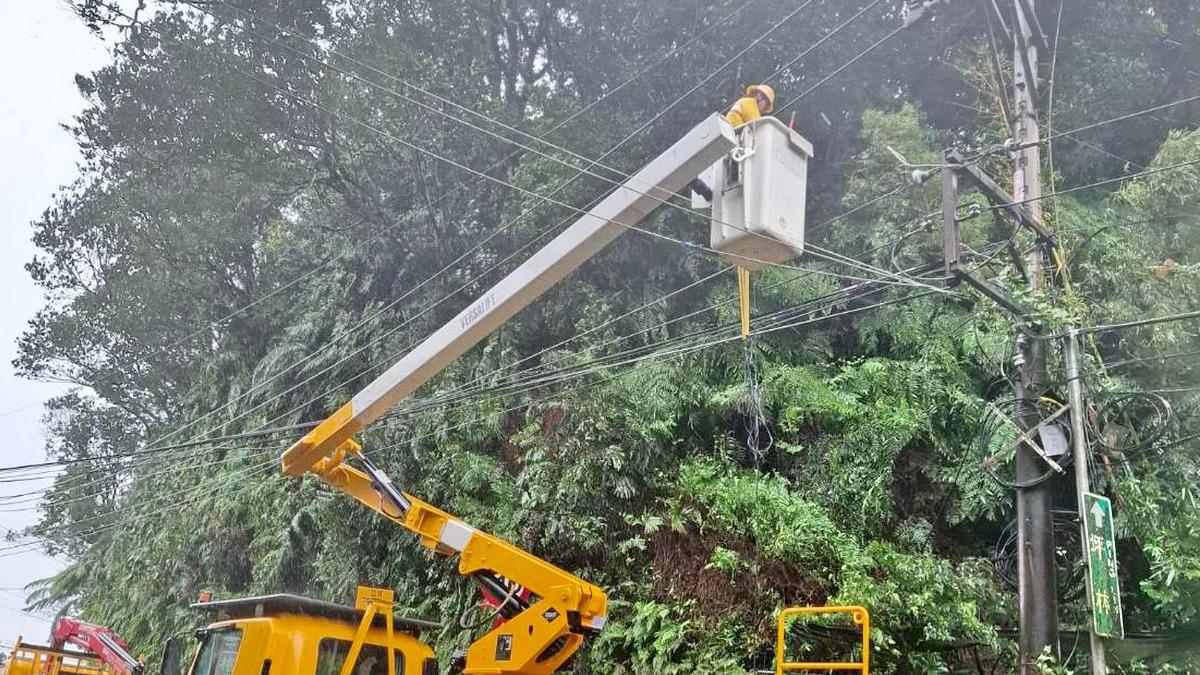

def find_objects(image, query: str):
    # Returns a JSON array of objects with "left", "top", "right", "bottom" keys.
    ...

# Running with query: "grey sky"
[{"left": 0, "top": 1, "right": 110, "bottom": 645}]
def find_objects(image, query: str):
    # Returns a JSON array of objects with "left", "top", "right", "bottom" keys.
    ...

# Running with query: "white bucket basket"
[{"left": 710, "top": 117, "right": 814, "bottom": 270}]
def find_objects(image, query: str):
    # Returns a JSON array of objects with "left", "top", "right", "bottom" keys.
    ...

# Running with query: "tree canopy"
[{"left": 9, "top": 0, "right": 1200, "bottom": 672}]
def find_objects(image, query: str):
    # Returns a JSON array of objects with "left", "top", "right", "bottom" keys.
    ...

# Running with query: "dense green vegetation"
[{"left": 11, "top": 0, "right": 1200, "bottom": 671}]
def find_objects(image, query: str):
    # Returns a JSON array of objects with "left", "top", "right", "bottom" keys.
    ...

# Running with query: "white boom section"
[{"left": 283, "top": 113, "right": 736, "bottom": 475}]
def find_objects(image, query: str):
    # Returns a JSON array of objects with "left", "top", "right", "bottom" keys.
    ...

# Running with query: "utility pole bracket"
[
  {"left": 1016, "top": 0, "right": 1051, "bottom": 53},
  {"left": 941, "top": 148, "right": 1032, "bottom": 317},
  {"left": 945, "top": 150, "right": 1054, "bottom": 243}
]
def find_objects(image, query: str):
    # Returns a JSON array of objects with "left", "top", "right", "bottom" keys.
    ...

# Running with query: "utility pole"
[
  {"left": 942, "top": 2, "right": 1062, "bottom": 665},
  {"left": 1065, "top": 329, "right": 1108, "bottom": 673},
  {"left": 1010, "top": 0, "right": 1059, "bottom": 669}
]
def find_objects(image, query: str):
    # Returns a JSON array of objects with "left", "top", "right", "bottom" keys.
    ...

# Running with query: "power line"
[
  {"left": 374, "top": 287, "right": 941, "bottom": 452},
  {"left": 764, "top": 0, "right": 889, "bottom": 84},
  {"left": 0, "top": 455, "right": 280, "bottom": 560},
  {"left": 20, "top": 2, "right": 750, "bottom": 424},
  {"left": 0, "top": 424, "right": 309, "bottom": 475},
  {"left": 1097, "top": 349, "right": 1200, "bottom": 372},
  {"left": 809, "top": 183, "right": 915, "bottom": 235},
  {"left": 1025, "top": 93, "right": 1200, "bottom": 151},
  {"left": 201, "top": 24, "right": 881, "bottom": 275},
  {"left": 194, "top": 1, "right": 646, "bottom": 190},
  {"left": 199, "top": 0, "right": 757, "bottom": 188},
  {"left": 197, "top": 0, "right": 845, "bottom": 239},
  {"left": 237, "top": 64, "right": 941, "bottom": 288},
  {"left": 1077, "top": 310, "right": 1200, "bottom": 336},
  {"left": 0, "top": 446, "right": 281, "bottom": 514},
  {"left": 366, "top": 225, "right": 992, "bottom": 432},
  {"left": 42, "top": 154, "right": 960, "bottom": 514},
  {"left": 964, "top": 92, "right": 1200, "bottom": 164},
  {"left": 372, "top": 275, "right": 900, "bottom": 420},
  {"left": 5, "top": 18, "right": 988, "bottom": 533},
  {"left": 0, "top": 254, "right": 343, "bottom": 421},
  {"left": 0, "top": 219, "right": 946, "bottom": 518},
  {"left": 781, "top": 24, "right": 908, "bottom": 113},
  {"left": 0, "top": 289, "right": 816, "bottom": 530},
  {"left": 186, "top": 67, "right": 940, "bottom": 440},
  {"left": 987, "top": 158, "right": 1200, "bottom": 212},
  {"left": 265, "top": 238, "right": 950, "bottom": 442},
  {"left": 7, "top": 243, "right": 973, "bottom": 556}
]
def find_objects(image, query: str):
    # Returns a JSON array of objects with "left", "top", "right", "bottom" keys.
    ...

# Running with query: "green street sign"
[{"left": 1082, "top": 492, "right": 1124, "bottom": 639}]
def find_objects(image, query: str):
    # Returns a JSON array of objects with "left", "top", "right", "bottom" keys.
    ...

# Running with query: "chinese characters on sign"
[{"left": 1082, "top": 492, "right": 1124, "bottom": 639}]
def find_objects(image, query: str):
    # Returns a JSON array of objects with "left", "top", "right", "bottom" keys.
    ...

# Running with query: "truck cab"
[{"left": 186, "top": 592, "right": 438, "bottom": 675}]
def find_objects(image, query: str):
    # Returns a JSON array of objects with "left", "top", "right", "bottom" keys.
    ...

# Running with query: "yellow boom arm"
[{"left": 281, "top": 115, "right": 737, "bottom": 674}]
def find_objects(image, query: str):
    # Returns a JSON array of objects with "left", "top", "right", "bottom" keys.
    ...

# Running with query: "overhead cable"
[
  {"left": 987, "top": 158, "right": 1200, "bottom": 212},
  {"left": 1077, "top": 310, "right": 1200, "bottom": 336}
]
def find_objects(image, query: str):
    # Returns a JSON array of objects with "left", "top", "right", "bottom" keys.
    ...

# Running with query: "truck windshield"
[
  {"left": 315, "top": 638, "right": 403, "bottom": 675},
  {"left": 192, "top": 628, "right": 242, "bottom": 675}
]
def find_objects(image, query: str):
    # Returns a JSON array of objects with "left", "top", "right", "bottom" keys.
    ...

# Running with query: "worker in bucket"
[
  {"left": 691, "top": 84, "right": 776, "bottom": 203},
  {"left": 725, "top": 83, "right": 775, "bottom": 126}
]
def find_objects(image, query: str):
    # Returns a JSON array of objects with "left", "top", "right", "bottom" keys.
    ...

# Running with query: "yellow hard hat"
[{"left": 746, "top": 84, "right": 775, "bottom": 112}]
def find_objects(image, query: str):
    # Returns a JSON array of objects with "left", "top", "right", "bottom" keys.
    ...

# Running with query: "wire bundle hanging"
[{"left": 739, "top": 335, "right": 773, "bottom": 466}]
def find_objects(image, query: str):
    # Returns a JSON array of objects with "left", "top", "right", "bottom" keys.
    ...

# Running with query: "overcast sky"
[{"left": 0, "top": 1, "right": 111, "bottom": 645}]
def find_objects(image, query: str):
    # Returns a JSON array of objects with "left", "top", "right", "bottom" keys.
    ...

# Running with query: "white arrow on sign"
[{"left": 1090, "top": 500, "right": 1106, "bottom": 529}]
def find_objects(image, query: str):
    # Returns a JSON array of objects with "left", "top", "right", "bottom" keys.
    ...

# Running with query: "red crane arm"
[{"left": 49, "top": 618, "right": 143, "bottom": 675}]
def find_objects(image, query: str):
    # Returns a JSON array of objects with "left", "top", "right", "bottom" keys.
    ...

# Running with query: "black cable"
[
  {"left": 1155, "top": 430, "right": 1200, "bottom": 452},
  {"left": 962, "top": 92, "right": 1200, "bottom": 163},
  {"left": 924, "top": 443, "right": 973, "bottom": 548},
  {"left": 0, "top": 423, "right": 313, "bottom": 475},
  {"left": 811, "top": 183, "right": 915, "bottom": 238},
  {"left": 1022, "top": 93, "right": 1200, "bottom": 151},
  {"left": 987, "top": 158, "right": 1200, "bottom": 213},
  {"left": 1097, "top": 349, "right": 1200, "bottom": 373},
  {"left": 1078, "top": 310, "right": 1200, "bottom": 336},
  {"left": 765, "top": 0, "right": 888, "bottom": 84},
  {"left": 993, "top": 509, "right": 1085, "bottom": 601},
  {"left": 1087, "top": 391, "right": 1173, "bottom": 459},
  {"left": 778, "top": 25, "right": 908, "bottom": 113}
]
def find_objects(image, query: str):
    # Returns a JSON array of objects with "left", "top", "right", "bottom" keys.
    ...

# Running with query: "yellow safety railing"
[
  {"left": 775, "top": 605, "right": 870, "bottom": 675},
  {"left": 2, "top": 639, "right": 106, "bottom": 675}
]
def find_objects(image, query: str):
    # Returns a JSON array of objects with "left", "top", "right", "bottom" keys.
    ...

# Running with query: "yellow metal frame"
[
  {"left": 775, "top": 606, "right": 870, "bottom": 675},
  {"left": 1, "top": 638, "right": 107, "bottom": 675},
  {"left": 338, "top": 586, "right": 397, "bottom": 675}
]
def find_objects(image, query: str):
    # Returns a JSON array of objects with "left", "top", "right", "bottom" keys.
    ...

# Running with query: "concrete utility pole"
[
  {"left": 1065, "top": 329, "right": 1108, "bottom": 673},
  {"left": 1010, "top": 0, "right": 1059, "bottom": 669}
]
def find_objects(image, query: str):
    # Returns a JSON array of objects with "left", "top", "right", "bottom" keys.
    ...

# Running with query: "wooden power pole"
[
  {"left": 943, "top": 1, "right": 1070, "bottom": 666},
  {"left": 1010, "top": 0, "right": 1059, "bottom": 669}
]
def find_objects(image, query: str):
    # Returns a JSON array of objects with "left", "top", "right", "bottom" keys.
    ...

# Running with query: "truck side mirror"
[{"left": 160, "top": 635, "right": 184, "bottom": 675}]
